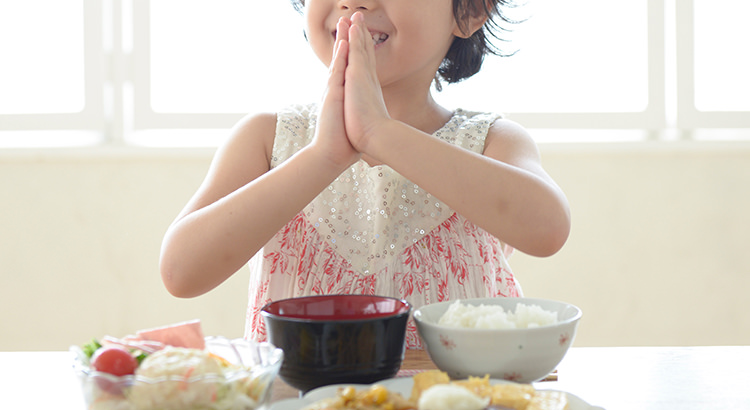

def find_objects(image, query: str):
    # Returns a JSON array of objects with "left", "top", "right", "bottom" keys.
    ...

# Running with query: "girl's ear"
[{"left": 452, "top": 2, "right": 490, "bottom": 39}]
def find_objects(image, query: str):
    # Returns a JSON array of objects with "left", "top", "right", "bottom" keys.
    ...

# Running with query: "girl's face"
[{"left": 304, "top": 0, "right": 461, "bottom": 89}]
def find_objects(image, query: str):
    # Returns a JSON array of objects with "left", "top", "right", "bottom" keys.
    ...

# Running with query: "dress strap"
[{"left": 270, "top": 103, "right": 317, "bottom": 168}]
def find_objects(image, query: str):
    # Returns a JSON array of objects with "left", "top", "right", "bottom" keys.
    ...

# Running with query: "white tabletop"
[
  {"left": 2, "top": 346, "right": 749, "bottom": 409},
  {"left": 0, "top": 351, "right": 86, "bottom": 409},
  {"left": 535, "top": 346, "right": 750, "bottom": 410}
]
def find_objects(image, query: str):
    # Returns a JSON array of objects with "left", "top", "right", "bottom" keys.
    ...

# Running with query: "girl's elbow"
[
  {"left": 539, "top": 229, "right": 569, "bottom": 256},
  {"left": 159, "top": 233, "right": 206, "bottom": 298},
  {"left": 161, "top": 268, "right": 186, "bottom": 298},
  {"left": 517, "top": 206, "right": 570, "bottom": 257},
  {"left": 536, "top": 213, "right": 571, "bottom": 257},
  {"left": 159, "top": 255, "right": 199, "bottom": 299}
]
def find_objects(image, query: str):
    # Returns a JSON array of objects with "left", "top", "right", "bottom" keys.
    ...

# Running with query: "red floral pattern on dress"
[{"left": 245, "top": 212, "right": 521, "bottom": 349}]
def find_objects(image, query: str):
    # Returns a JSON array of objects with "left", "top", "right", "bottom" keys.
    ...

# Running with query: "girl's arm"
[
  {"left": 160, "top": 23, "right": 356, "bottom": 298},
  {"left": 362, "top": 118, "right": 571, "bottom": 257},
  {"left": 343, "top": 13, "right": 570, "bottom": 257},
  {"left": 159, "top": 114, "right": 349, "bottom": 298}
]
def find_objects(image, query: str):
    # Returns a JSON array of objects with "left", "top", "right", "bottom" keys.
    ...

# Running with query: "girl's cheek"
[
  {"left": 310, "top": 36, "right": 335, "bottom": 66},
  {"left": 303, "top": 24, "right": 331, "bottom": 64}
]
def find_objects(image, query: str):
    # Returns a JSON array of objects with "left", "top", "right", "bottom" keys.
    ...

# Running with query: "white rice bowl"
[{"left": 414, "top": 297, "right": 581, "bottom": 383}]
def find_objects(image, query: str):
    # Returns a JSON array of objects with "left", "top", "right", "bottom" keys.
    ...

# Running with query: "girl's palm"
[
  {"left": 343, "top": 13, "right": 390, "bottom": 154},
  {"left": 313, "top": 18, "right": 360, "bottom": 169}
]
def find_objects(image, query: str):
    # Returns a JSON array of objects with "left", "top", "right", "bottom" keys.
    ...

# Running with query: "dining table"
[{"left": 2, "top": 346, "right": 748, "bottom": 409}]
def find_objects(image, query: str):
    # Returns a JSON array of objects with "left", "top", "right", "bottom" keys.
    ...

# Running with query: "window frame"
[
  {"left": 130, "top": 0, "right": 245, "bottom": 132},
  {"left": 0, "top": 0, "right": 106, "bottom": 133},
  {"left": 130, "top": 0, "right": 667, "bottom": 133},
  {"left": 507, "top": 0, "right": 667, "bottom": 132},
  {"left": 674, "top": 0, "right": 750, "bottom": 131},
  {"left": 0, "top": 0, "right": 748, "bottom": 146}
]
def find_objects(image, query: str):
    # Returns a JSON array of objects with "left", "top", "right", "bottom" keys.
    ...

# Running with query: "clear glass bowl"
[{"left": 71, "top": 336, "right": 283, "bottom": 410}]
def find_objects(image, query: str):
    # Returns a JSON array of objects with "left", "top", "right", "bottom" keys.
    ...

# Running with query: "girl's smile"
[
  {"left": 370, "top": 31, "right": 389, "bottom": 46},
  {"left": 331, "top": 29, "right": 389, "bottom": 47},
  {"left": 305, "top": 0, "right": 459, "bottom": 90}
]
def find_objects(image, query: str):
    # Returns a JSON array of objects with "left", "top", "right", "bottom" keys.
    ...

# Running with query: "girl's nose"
[{"left": 338, "top": 0, "right": 369, "bottom": 11}]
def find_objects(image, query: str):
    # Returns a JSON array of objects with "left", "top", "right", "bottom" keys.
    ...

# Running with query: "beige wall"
[{"left": 2, "top": 142, "right": 749, "bottom": 351}]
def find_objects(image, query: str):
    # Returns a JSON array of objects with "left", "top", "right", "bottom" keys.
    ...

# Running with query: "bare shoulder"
[
  {"left": 177, "top": 112, "right": 278, "bottom": 217},
  {"left": 222, "top": 111, "right": 278, "bottom": 163},
  {"left": 232, "top": 111, "right": 278, "bottom": 137},
  {"left": 211, "top": 111, "right": 278, "bottom": 176},
  {"left": 483, "top": 118, "right": 543, "bottom": 171}
]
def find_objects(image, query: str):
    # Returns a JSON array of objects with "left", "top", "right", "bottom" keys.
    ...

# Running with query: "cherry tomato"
[
  {"left": 91, "top": 346, "right": 138, "bottom": 376},
  {"left": 91, "top": 346, "right": 138, "bottom": 395}
]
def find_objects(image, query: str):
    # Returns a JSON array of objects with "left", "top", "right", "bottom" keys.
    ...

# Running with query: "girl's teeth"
[{"left": 371, "top": 33, "right": 388, "bottom": 45}]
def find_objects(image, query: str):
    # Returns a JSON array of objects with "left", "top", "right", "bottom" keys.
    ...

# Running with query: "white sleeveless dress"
[{"left": 244, "top": 104, "right": 522, "bottom": 349}]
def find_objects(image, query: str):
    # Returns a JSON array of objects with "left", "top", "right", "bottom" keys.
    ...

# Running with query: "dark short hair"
[{"left": 288, "top": 0, "right": 522, "bottom": 86}]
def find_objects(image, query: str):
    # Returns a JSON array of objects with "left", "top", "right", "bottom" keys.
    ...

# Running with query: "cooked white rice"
[
  {"left": 418, "top": 384, "right": 489, "bottom": 410},
  {"left": 437, "top": 300, "right": 558, "bottom": 329}
]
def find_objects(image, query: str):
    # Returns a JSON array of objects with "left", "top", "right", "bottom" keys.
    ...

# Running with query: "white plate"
[{"left": 268, "top": 377, "right": 605, "bottom": 410}]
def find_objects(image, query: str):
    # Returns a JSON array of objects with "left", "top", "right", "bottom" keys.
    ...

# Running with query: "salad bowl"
[{"left": 71, "top": 336, "right": 283, "bottom": 410}]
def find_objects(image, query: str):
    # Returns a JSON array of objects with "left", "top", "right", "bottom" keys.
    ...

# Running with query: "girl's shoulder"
[
  {"left": 483, "top": 116, "right": 543, "bottom": 170},
  {"left": 485, "top": 116, "right": 535, "bottom": 149},
  {"left": 221, "top": 104, "right": 318, "bottom": 168},
  {"left": 224, "top": 111, "right": 278, "bottom": 160}
]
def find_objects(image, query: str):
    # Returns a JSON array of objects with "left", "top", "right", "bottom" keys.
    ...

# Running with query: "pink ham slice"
[{"left": 136, "top": 319, "right": 205, "bottom": 350}]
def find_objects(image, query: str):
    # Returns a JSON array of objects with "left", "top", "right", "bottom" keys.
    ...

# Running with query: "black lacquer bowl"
[{"left": 261, "top": 294, "right": 411, "bottom": 393}]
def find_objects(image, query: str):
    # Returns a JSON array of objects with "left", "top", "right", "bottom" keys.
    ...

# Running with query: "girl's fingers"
[
  {"left": 348, "top": 12, "right": 376, "bottom": 71},
  {"left": 341, "top": 12, "right": 389, "bottom": 153},
  {"left": 330, "top": 37, "right": 348, "bottom": 82},
  {"left": 332, "top": 17, "right": 350, "bottom": 64},
  {"left": 348, "top": 12, "right": 367, "bottom": 51},
  {"left": 331, "top": 19, "right": 349, "bottom": 78},
  {"left": 336, "top": 17, "right": 350, "bottom": 42}
]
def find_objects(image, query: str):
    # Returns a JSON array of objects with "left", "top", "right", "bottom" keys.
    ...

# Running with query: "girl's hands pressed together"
[
  {"left": 312, "top": 17, "right": 360, "bottom": 170},
  {"left": 317, "top": 12, "right": 392, "bottom": 165},
  {"left": 342, "top": 12, "right": 391, "bottom": 157}
]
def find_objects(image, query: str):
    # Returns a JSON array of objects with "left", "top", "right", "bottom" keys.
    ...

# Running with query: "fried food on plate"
[
  {"left": 412, "top": 370, "right": 567, "bottom": 410},
  {"left": 303, "top": 370, "right": 568, "bottom": 410}
]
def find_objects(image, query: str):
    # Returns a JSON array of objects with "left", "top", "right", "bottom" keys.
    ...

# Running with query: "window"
[
  {"left": 0, "top": 0, "right": 103, "bottom": 142},
  {"left": 677, "top": 0, "right": 750, "bottom": 133},
  {"left": 0, "top": 0, "right": 747, "bottom": 146},
  {"left": 435, "top": 0, "right": 659, "bottom": 136},
  {"left": 148, "top": 1, "right": 323, "bottom": 114},
  {"left": 0, "top": 1, "right": 86, "bottom": 114},
  {"left": 439, "top": 0, "right": 650, "bottom": 113},
  {"left": 693, "top": 0, "right": 750, "bottom": 112}
]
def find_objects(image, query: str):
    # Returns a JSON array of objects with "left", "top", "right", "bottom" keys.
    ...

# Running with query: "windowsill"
[
  {"left": 2, "top": 128, "right": 750, "bottom": 159},
  {"left": 0, "top": 129, "right": 225, "bottom": 159}
]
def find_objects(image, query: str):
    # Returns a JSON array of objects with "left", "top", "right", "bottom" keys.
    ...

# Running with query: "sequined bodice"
[{"left": 271, "top": 104, "right": 500, "bottom": 276}]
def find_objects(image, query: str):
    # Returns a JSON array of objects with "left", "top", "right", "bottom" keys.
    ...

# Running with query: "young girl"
[{"left": 159, "top": 0, "right": 570, "bottom": 349}]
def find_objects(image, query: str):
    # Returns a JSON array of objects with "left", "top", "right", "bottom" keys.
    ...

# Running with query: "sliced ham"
[{"left": 136, "top": 319, "right": 205, "bottom": 350}]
